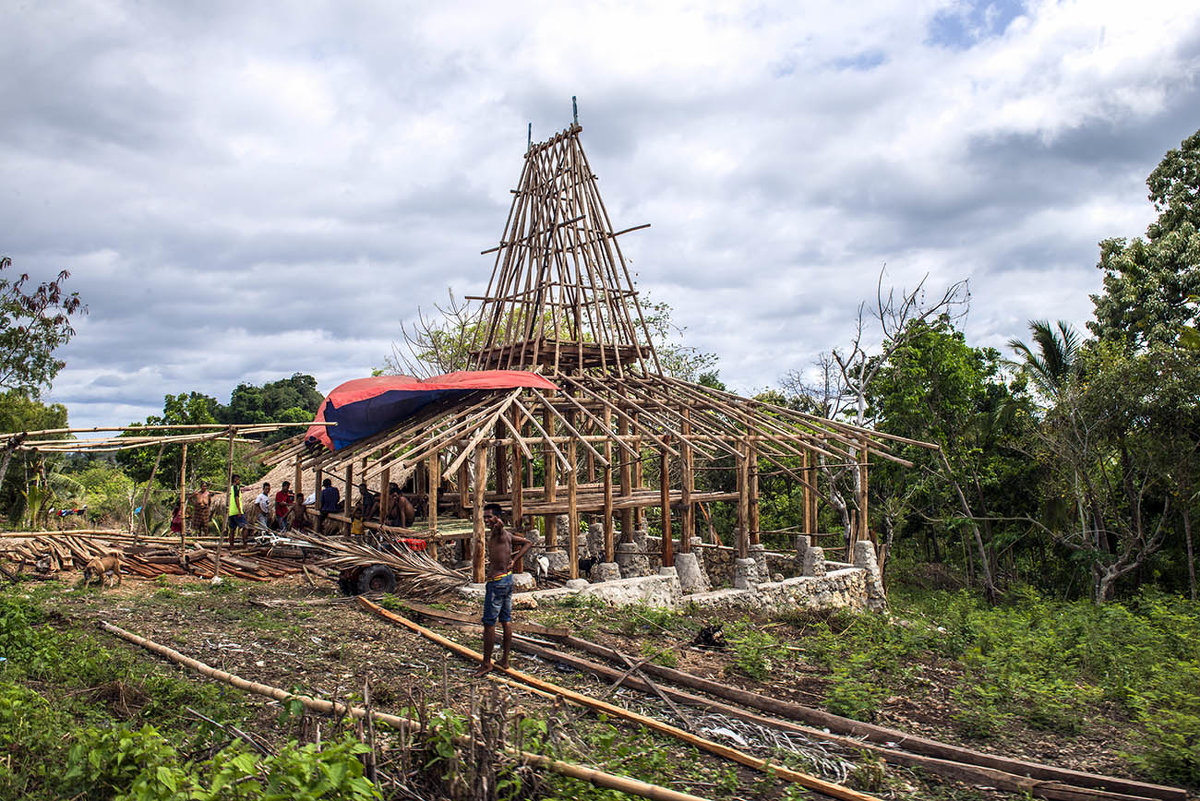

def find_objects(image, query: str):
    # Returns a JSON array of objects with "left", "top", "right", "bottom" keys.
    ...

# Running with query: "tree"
[
  {"left": 781, "top": 270, "right": 969, "bottom": 544},
  {"left": 867, "top": 316, "right": 1036, "bottom": 600},
  {"left": 0, "top": 391, "right": 68, "bottom": 519},
  {"left": 0, "top": 257, "right": 85, "bottom": 396},
  {"left": 1033, "top": 343, "right": 1198, "bottom": 602},
  {"left": 1007, "top": 320, "right": 1080, "bottom": 404},
  {"left": 1090, "top": 129, "right": 1200, "bottom": 349}
]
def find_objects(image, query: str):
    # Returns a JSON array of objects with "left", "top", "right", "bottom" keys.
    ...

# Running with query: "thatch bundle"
[{"left": 307, "top": 535, "right": 468, "bottom": 596}]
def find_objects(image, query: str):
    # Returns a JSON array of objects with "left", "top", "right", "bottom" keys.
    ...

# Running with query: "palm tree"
[{"left": 1007, "top": 320, "right": 1080, "bottom": 403}]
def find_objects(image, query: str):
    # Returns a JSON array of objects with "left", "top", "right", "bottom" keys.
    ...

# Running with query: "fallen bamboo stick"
[
  {"left": 97, "top": 621, "right": 708, "bottom": 801},
  {"left": 357, "top": 597, "right": 881, "bottom": 801},
  {"left": 394, "top": 600, "right": 1179, "bottom": 801},
  {"left": 549, "top": 636, "right": 1185, "bottom": 801},
  {"left": 503, "top": 637, "right": 1164, "bottom": 801}
]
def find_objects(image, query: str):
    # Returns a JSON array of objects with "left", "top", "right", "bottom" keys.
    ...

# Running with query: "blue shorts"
[
  {"left": 482, "top": 574, "right": 514, "bottom": 626},
  {"left": 228, "top": 514, "right": 247, "bottom": 529}
]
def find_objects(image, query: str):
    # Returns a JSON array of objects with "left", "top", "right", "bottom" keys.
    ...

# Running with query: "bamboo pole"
[
  {"left": 98, "top": 621, "right": 710, "bottom": 801},
  {"left": 603, "top": 409, "right": 614, "bottom": 562},
  {"left": 660, "top": 443, "right": 673, "bottom": 568},
  {"left": 736, "top": 440, "right": 750, "bottom": 559},
  {"left": 568, "top": 435, "right": 578, "bottom": 579},
  {"left": 748, "top": 444, "right": 760, "bottom": 547},
  {"left": 680, "top": 410, "right": 693, "bottom": 553},
  {"left": 178, "top": 443, "right": 188, "bottom": 549},
  {"left": 427, "top": 454, "right": 439, "bottom": 560},
  {"left": 139, "top": 444, "right": 165, "bottom": 539},
  {"left": 358, "top": 599, "right": 881, "bottom": 801},
  {"left": 473, "top": 444, "right": 488, "bottom": 584}
]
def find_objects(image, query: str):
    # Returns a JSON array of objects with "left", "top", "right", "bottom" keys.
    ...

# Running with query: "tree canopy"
[{"left": 0, "top": 257, "right": 85, "bottom": 396}]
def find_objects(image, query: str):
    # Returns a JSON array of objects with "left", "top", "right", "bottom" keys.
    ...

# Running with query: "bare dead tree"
[{"left": 385, "top": 290, "right": 482, "bottom": 378}]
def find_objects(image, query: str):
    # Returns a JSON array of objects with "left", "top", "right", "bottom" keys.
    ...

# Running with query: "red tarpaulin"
[{"left": 306, "top": 371, "right": 558, "bottom": 451}]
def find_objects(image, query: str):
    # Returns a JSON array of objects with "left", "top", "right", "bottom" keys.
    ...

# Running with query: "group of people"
[{"left": 222, "top": 476, "right": 309, "bottom": 545}]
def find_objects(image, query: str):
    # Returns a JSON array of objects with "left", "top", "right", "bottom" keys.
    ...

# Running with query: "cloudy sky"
[{"left": 4, "top": 0, "right": 1199, "bottom": 430}]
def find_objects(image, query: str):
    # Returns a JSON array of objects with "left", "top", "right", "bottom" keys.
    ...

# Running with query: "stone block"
[
  {"left": 802, "top": 546, "right": 826, "bottom": 578},
  {"left": 749, "top": 543, "right": 768, "bottom": 580},
  {"left": 592, "top": 562, "right": 621, "bottom": 582},
  {"left": 544, "top": 550, "right": 571, "bottom": 573},
  {"left": 511, "top": 572, "right": 535, "bottom": 590},
  {"left": 674, "top": 551, "right": 710, "bottom": 594},
  {"left": 733, "top": 557, "right": 759, "bottom": 589},
  {"left": 565, "top": 578, "right": 589, "bottom": 590},
  {"left": 853, "top": 540, "right": 888, "bottom": 611},
  {"left": 616, "top": 541, "right": 650, "bottom": 578}
]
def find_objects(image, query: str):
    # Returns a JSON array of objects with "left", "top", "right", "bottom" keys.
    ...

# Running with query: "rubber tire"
[{"left": 356, "top": 564, "right": 397, "bottom": 595}]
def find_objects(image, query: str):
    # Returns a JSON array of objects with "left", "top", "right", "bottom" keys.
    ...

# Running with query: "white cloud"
[{"left": 0, "top": 0, "right": 1196, "bottom": 428}]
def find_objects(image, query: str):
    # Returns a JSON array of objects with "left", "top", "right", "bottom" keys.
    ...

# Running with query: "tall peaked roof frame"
[{"left": 468, "top": 124, "right": 662, "bottom": 377}]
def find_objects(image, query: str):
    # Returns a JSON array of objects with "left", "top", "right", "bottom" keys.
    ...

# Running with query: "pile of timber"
[{"left": 0, "top": 532, "right": 311, "bottom": 582}]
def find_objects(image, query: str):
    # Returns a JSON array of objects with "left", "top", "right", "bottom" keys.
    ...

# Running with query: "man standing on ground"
[
  {"left": 274, "top": 481, "right": 294, "bottom": 532},
  {"left": 474, "top": 503, "right": 531, "bottom": 677},
  {"left": 227, "top": 474, "right": 247, "bottom": 546},
  {"left": 319, "top": 478, "right": 340, "bottom": 535},
  {"left": 254, "top": 482, "right": 273, "bottom": 534}
]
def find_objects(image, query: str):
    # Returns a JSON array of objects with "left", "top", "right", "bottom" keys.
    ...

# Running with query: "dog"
[{"left": 83, "top": 554, "right": 122, "bottom": 587}]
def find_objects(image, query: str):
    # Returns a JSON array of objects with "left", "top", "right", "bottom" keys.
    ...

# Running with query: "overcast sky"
[{"left": 4, "top": 0, "right": 1199, "bottom": 430}]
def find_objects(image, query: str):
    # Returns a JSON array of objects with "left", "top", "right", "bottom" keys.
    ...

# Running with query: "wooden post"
[
  {"left": 680, "top": 411, "right": 694, "bottom": 553},
  {"left": 511, "top": 411, "right": 524, "bottom": 534},
  {"left": 458, "top": 460, "right": 470, "bottom": 512},
  {"left": 633, "top": 416, "right": 644, "bottom": 530},
  {"left": 568, "top": 436, "right": 579, "bottom": 579},
  {"left": 802, "top": 449, "right": 812, "bottom": 535},
  {"left": 494, "top": 420, "right": 508, "bottom": 496},
  {"left": 380, "top": 466, "right": 391, "bottom": 529},
  {"left": 472, "top": 445, "right": 488, "bottom": 584},
  {"left": 427, "top": 453, "right": 439, "bottom": 560},
  {"left": 543, "top": 409, "right": 558, "bottom": 551},
  {"left": 660, "top": 443, "right": 673, "bottom": 568},
  {"left": 858, "top": 436, "right": 870, "bottom": 545},
  {"left": 344, "top": 463, "right": 354, "bottom": 537},
  {"left": 619, "top": 413, "right": 634, "bottom": 541},
  {"left": 218, "top": 429, "right": 234, "bottom": 575},
  {"left": 749, "top": 445, "right": 760, "bottom": 546},
  {"left": 294, "top": 455, "right": 304, "bottom": 529},
  {"left": 178, "top": 443, "right": 188, "bottom": 548},
  {"left": 313, "top": 467, "right": 323, "bottom": 535},
  {"left": 603, "top": 408, "right": 614, "bottom": 563},
  {"left": 139, "top": 444, "right": 165, "bottom": 539},
  {"left": 736, "top": 440, "right": 750, "bottom": 559}
]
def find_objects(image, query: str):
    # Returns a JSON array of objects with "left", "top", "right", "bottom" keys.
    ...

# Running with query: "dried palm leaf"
[{"left": 306, "top": 535, "right": 468, "bottom": 596}]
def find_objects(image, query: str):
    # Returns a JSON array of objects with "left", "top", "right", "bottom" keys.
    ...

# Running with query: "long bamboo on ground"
[
  {"left": 97, "top": 621, "right": 708, "bottom": 801},
  {"left": 500, "top": 636, "right": 1160, "bottom": 801},
  {"left": 550, "top": 636, "right": 1185, "bottom": 801},
  {"left": 357, "top": 597, "right": 882, "bottom": 801}
]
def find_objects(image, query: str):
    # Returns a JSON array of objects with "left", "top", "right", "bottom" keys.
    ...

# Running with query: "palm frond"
[{"left": 306, "top": 535, "right": 468, "bottom": 596}]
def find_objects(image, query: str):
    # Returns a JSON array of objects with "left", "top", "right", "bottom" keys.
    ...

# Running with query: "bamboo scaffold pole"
[
  {"left": 357, "top": 599, "right": 883, "bottom": 801},
  {"left": 98, "top": 621, "right": 711, "bottom": 801}
]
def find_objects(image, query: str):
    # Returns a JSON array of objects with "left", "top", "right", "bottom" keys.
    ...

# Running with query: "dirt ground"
[{"left": 41, "top": 571, "right": 1176, "bottom": 800}]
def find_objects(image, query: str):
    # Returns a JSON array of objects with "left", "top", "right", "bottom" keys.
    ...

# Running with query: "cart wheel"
[{"left": 357, "top": 564, "right": 397, "bottom": 595}]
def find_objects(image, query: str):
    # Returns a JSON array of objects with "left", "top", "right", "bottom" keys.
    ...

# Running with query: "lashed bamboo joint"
[{"left": 264, "top": 123, "right": 934, "bottom": 586}]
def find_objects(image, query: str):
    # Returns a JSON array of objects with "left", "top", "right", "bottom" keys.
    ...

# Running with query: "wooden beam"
[
  {"left": 473, "top": 445, "right": 488, "bottom": 584},
  {"left": 660, "top": 444, "right": 673, "bottom": 568}
]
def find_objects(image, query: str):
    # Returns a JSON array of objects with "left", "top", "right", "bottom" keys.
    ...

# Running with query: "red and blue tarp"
[{"left": 306, "top": 371, "right": 558, "bottom": 452}]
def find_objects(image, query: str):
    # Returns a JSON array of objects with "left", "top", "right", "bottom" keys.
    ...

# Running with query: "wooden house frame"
[{"left": 262, "top": 124, "right": 918, "bottom": 584}]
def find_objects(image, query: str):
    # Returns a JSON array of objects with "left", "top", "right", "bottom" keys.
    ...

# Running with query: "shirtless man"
[
  {"left": 191, "top": 480, "right": 213, "bottom": 534},
  {"left": 474, "top": 503, "right": 531, "bottom": 677}
]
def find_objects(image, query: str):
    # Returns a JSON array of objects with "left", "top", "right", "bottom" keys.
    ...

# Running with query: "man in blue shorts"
[{"left": 474, "top": 503, "right": 531, "bottom": 677}]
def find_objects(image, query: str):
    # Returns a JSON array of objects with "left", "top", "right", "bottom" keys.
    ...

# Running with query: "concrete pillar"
[
  {"left": 749, "top": 543, "right": 768, "bottom": 580},
  {"left": 593, "top": 562, "right": 621, "bottom": 582},
  {"left": 733, "top": 557, "right": 758, "bottom": 589},
  {"left": 793, "top": 534, "right": 811, "bottom": 575},
  {"left": 802, "top": 546, "right": 826, "bottom": 578},
  {"left": 616, "top": 541, "right": 649, "bottom": 578},
  {"left": 674, "top": 551, "right": 710, "bottom": 594},
  {"left": 854, "top": 540, "right": 888, "bottom": 611},
  {"left": 544, "top": 550, "right": 571, "bottom": 573}
]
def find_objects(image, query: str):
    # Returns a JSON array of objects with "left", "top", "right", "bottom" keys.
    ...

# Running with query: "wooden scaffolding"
[{"left": 264, "top": 124, "right": 916, "bottom": 584}]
